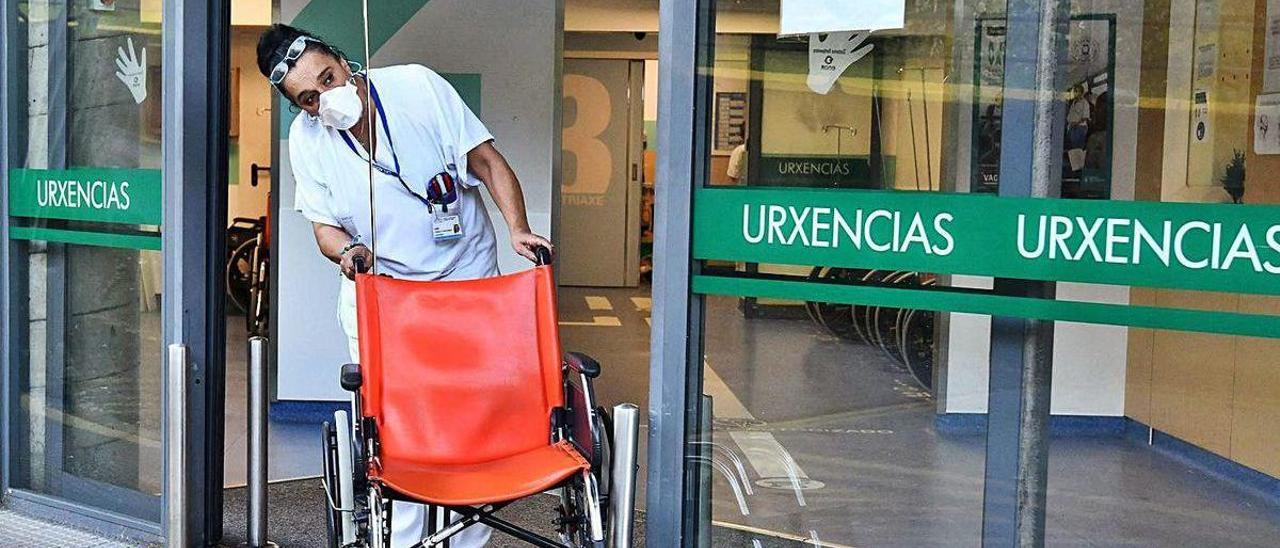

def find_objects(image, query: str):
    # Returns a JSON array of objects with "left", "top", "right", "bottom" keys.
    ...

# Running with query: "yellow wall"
[
  {"left": 1126, "top": 0, "right": 1280, "bottom": 479},
  {"left": 228, "top": 27, "right": 274, "bottom": 223}
]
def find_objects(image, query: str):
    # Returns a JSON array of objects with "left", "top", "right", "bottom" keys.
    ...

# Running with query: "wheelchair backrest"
[{"left": 355, "top": 267, "right": 565, "bottom": 465}]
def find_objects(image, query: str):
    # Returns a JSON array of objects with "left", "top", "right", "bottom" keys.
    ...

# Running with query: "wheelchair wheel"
[
  {"left": 558, "top": 470, "right": 605, "bottom": 548},
  {"left": 321, "top": 421, "right": 343, "bottom": 548},
  {"left": 900, "top": 308, "right": 936, "bottom": 392},
  {"left": 558, "top": 407, "right": 609, "bottom": 548},
  {"left": 811, "top": 268, "right": 863, "bottom": 340},
  {"left": 851, "top": 270, "right": 888, "bottom": 345},
  {"left": 226, "top": 238, "right": 256, "bottom": 315}
]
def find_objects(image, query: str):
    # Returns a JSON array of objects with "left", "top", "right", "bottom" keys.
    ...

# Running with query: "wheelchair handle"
[
  {"left": 353, "top": 255, "right": 369, "bottom": 274},
  {"left": 534, "top": 246, "right": 553, "bottom": 267}
]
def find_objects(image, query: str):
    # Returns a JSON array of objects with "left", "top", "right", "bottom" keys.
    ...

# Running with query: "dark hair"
[{"left": 255, "top": 24, "right": 347, "bottom": 82}]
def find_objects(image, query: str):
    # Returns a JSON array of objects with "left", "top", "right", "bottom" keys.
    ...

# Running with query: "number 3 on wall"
[{"left": 562, "top": 74, "right": 613, "bottom": 196}]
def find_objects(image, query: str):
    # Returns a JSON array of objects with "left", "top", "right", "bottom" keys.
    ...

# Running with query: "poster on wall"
[
  {"left": 715, "top": 92, "right": 747, "bottom": 152},
  {"left": 1254, "top": 94, "right": 1280, "bottom": 155},
  {"left": 973, "top": 16, "right": 1116, "bottom": 199},
  {"left": 1266, "top": 0, "right": 1280, "bottom": 92}
]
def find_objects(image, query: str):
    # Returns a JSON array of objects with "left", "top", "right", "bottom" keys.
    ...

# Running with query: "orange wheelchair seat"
[{"left": 354, "top": 267, "right": 590, "bottom": 506}]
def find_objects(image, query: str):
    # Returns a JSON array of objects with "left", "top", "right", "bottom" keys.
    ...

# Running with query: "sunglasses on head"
[{"left": 268, "top": 35, "right": 317, "bottom": 86}]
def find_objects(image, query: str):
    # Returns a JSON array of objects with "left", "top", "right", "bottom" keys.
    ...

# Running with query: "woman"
[{"left": 257, "top": 23, "right": 550, "bottom": 547}]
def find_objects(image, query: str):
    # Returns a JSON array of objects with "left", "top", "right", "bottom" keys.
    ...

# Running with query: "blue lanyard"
[{"left": 339, "top": 78, "right": 435, "bottom": 209}]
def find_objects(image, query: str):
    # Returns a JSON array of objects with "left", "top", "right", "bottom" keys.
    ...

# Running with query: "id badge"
[{"left": 432, "top": 213, "right": 464, "bottom": 241}]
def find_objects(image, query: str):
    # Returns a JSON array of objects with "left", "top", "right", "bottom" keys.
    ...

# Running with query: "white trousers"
[{"left": 339, "top": 278, "right": 492, "bottom": 548}]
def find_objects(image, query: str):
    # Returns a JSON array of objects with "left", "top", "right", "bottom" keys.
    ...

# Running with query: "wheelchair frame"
[{"left": 322, "top": 351, "right": 625, "bottom": 548}]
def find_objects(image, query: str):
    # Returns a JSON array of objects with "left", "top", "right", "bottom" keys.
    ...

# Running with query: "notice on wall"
[
  {"left": 1267, "top": 0, "right": 1280, "bottom": 92},
  {"left": 715, "top": 92, "right": 747, "bottom": 152},
  {"left": 1255, "top": 94, "right": 1280, "bottom": 155},
  {"left": 780, "top": 0, "right": 905, "bottom": 36},
  {"left": 1193, "top": 89, "right": 1211, "bottom": 144}
]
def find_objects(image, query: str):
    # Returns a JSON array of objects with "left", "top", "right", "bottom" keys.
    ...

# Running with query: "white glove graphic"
[
  {"left": 807, "top": 31, "right": 873, "bottom": 95},
  {"left": 116, "top": 37, "right": 148, "bottom": 104}
]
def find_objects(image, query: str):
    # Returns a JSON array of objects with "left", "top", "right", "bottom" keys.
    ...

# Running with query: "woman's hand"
[
  {"left": 511, "top": 230, "right": 554, "bottom": 264},
  {"left": 340, "top": 244, "right": 374, "bottom": 280}
]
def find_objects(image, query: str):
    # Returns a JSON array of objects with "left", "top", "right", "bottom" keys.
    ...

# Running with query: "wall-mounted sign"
[
  {"left": 754, "top": 155, "right": 879, "bottom": 188},
  {"left": 1193, "top": 89, "right": 1211, "bottom": 143},
  {"left": 1266, "top": 0, "right": 1280, "bottom": 92},
  {"left": 715, "top": 92, "right": 747, "bottom": 152},
  {"left": 1256, "top": 94, "right": 1280, "bottom": 155},
  {"left": 780, "top": 0, "right": 905, "bottom": 35}
]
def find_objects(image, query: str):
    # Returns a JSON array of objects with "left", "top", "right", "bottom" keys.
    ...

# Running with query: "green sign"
[
  {"left": 694, "top": 187, "right": 1280, "bottom": 297},
  {"left": 8, "top": 168, "right": 162, "bottom": 225},
  {"left": 755, "top": 155, "right": 880, "bottom": 188},
  {"left": 692, "top": 187, "right": 1280, "bottom": 338}
]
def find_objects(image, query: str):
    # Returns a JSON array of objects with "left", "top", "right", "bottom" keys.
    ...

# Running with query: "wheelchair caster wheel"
[{"left": 321, "top": 421, "right": 343, "bottom": 548}]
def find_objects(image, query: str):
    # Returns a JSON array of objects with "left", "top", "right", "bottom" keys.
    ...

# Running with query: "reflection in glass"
[{"left": 8, "top": 0, "right": 164, "bottom": 522}]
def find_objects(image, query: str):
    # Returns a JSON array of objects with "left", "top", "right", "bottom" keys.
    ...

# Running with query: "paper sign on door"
[{"left": 781, "top": 0, "right": 905, "bottom": 36}]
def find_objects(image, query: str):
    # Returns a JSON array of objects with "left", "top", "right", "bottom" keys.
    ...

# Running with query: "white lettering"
[
  {"left": 833, "top": 209, "right": 861, "bottom": 249},
  {"left": 902, "top": 213, "right": 933, "bottom": 254},
  {"left": 1074, "top": 217, "right": 1105, "bottom": 262},
  {"left": 1265, "top": 226, "right": 1280, "bottom": 274},
  {"left": 786, "top": 207, "right": 812, "bottom": 246},
  {"left": 865, "top": 210, "right": 893, "bottom": 252},
  {"left": 1133, "top": 220, "right": 1172, "bottom": 266},
  {"left": 1017, "top": 214, "right": 1046, "bottom": 259},
  {"left": 1104, "top": 218, "right": 1131, "bottom": 265},
  {"left": 1221, "top": 225, "right": 1263, "bottom": 272},
  {"left": 932, "top": 213, "right": 955, "bottom": 255},
  {"left": 1174, "top": 221, "right": 1211, "bottom": 269},
  {"left": 743, "top": 205, "right": 765, "bottom": 244},
  {"left": 811, "top": 207, "right": 832, "bottom": 248},
  {"left": 1048, "top": 216, "right": 1074, "bottom": 260}
]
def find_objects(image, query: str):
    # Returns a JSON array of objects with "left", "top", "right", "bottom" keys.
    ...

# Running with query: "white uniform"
[{"left": 291, "top": 63, "right": 497, "bottom": 548}]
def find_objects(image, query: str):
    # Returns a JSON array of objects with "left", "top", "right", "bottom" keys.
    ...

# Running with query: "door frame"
[
  {"left": 161, "top": 0, "right": 232, "bottom": 544},
  {"left": 0, "top": 0, "right": 230, "bottom": 542}
]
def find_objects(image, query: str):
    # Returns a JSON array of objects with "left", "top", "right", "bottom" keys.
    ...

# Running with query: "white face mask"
[{"left": 317, "top": 78, "right": 363, "bottom": 130}]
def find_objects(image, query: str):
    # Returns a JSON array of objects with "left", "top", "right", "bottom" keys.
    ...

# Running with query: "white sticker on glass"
[
  {"left": 115, "top": 37, "right": 148, "bottom": 105},
  {"left": 807, "top": 31, "right": 873, "bottom": 95}
]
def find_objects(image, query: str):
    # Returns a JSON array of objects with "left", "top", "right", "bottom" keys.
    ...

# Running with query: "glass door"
[{"left": 5, "top": 0, "right": 166, "bottom": 528}]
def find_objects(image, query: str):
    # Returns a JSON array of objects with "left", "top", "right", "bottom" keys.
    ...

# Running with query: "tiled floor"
[{"left": 0, "top": 510, "right": 144, "bottom": 548}]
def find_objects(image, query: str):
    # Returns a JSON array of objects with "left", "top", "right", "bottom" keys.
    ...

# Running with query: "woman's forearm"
[
  {"left": 313, "top": 222, "right": 355, "bottom": 264},
  {"left": 470, "top": 143, "right": 532, "bottom": 235}
]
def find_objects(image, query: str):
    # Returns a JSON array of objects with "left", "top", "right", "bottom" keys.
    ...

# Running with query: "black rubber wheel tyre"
[
  {"left": 852, "top": 270, "right": 889, "bottom": 345},
  {"left": 226, "top": 239, "right": 256, "bottom": 315},
  {"left": 814, "top": 268, "right": 861, "bottom": 340},
  {"left": 321, "top": 421, "right": 342, "bottom": 548},
  {"left": 901, "top": 309, "right": 936, "bottom": 392}
]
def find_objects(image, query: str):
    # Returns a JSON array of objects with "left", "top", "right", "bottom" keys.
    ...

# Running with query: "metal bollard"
[
  {"left": 165, "top": 344, "right": 189, "bottom": 548},
  {"left": 609, "top": 404, "right": 641, "bottom": 548},
  {"left": 243, "top": 337, "right": 277, "bottom": 547}
]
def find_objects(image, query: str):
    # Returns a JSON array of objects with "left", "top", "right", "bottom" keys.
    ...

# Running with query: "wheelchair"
[{"left": 320, "top": 250, "right": 639, "bottom": 548}]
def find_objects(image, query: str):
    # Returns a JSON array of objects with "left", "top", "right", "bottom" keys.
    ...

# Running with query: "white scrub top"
[{"left": 290, "top": 64, "right": 499, "bottom": 281}]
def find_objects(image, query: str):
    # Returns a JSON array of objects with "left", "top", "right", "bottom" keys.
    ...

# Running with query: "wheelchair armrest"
[
  {"left": 563, "top": 352, "right": 601, "bottom": 378},
  {"left": 340, "top": 363, "right": 362, "bottom": 392}
]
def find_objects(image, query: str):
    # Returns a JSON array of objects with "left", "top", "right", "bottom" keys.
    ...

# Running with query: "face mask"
[{"left": 317, "top": 78, "right": 362, "bottom": 130}]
